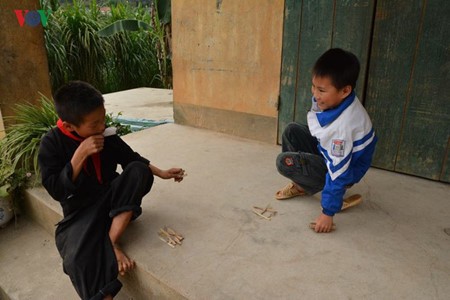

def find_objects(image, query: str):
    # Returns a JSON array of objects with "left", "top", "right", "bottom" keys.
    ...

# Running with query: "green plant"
[
  {"left": 43, "top": 0, "right": 112, "bottom": 92},
  {"left": 0, "top": 161, "right": 30, "bottom": 200},
  {"left": 105, "top": 112, "right": 132, "bottom": 136},
  {"left": 98, "top": 0, "right": 172, "bottom": 88},
  {"left": 0, "top": 160, "right": 14, "bottom": 198},
  {"left": 105, "top": 2, "right": 161, "bottom": 90},
  {"left": 0, "top": 95, "right": 58, "bottom": 177},
  {"left": 0, "top": 157, "right": 31, "bottom": 226},
  {"left": 151, "top": 0, "right": 172, "bottom": 88},
  {"left": 41, "top": 0, "right": 164, "bottom": 93}
]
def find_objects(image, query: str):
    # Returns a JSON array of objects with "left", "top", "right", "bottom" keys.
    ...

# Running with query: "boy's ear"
[
  {"left": 340, "top": 85, "right": 352, "bottom": 99},
  {"left": 62, "top": 121, "right": 77, "bottom": 131}
]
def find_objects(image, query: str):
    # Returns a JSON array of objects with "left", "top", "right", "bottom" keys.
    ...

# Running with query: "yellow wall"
[
  {"left": 172, "top": 0, "right": 284, "bottom": 143},
  {"left": 0, "top": 0, "right": 52, "bottom": 125}
]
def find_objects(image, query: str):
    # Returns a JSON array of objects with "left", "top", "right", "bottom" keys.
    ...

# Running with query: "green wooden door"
[
  {"left": 279, "top": 0, "right": 375, "bottom": 136},
  {"left": 365, "top": 0, "right": 450, "bottom": 182},
  {"left": 279, "top": 0, "right": 450, "bottom": 182}
]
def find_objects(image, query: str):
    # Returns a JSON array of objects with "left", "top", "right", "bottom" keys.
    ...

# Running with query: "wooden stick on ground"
[
  {"left": 252, "top": 204, "right": 277, "bottom": 220},
  {"left": 158, "top": 236, "right": 175, "bottom": 248},
  {"left": 158, "top": 227, "right": 184, "bottom": 248},
  {"left": 252, "top": 208, "right": 272, "bottom": 220},
  {"left": 166, "top": 227, "right": 184, "bottom": 241}
]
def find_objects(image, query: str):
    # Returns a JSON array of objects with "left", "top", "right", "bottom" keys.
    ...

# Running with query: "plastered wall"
[
  {"left": 0, "top": 0, "right": 52, "bottom": 127},
  {"left": 172, "top": 0, "right": 284, "bottom": 143}
]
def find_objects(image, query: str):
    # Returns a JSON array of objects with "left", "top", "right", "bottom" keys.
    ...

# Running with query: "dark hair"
[
  {"left": 53, "top": 81, "right": 104, "bottom": 126},
  {"left": 312, "top": 48, "right": 360, "bottom": 90}
]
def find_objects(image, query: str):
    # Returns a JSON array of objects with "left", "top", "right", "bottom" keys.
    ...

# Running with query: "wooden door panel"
[
  {"left": 279, "top": 0, "right": 449, "bottom": 182},
  {"left": 278, "top": 0, "right": 303, "bottom": 142},
  {"left": 441, "top": 140, "right": 450, "bottom": 182},
  {"left": 332, "top": 0, "right": 376, "bottom": 100},
  {"left": 279, "top": 0, "right": 374, "bottom": 143},
  {"left": 394, "top": 0, "right": 450, "bottom": 180},
  {"left": 292, "top": 0, "right": 335, "bottom": 124},
  {"left": 364, "top": 0, "right": 424, "bottom": 170}
]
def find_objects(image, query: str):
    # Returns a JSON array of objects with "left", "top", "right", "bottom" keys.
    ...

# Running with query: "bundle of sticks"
[
  {"left": 158, "top": 226, "right": 184, "bottom": 248},
  {"left": 252, "top": 204, "right": 277, "bottom": 221}
]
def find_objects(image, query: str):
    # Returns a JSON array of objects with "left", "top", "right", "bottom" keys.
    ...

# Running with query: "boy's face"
[
  {"left": 311, "top": 76, "right": 351, "bottom": 111},
  {"left": 65, "top": 106, "right": 106, "bottom": 138}
]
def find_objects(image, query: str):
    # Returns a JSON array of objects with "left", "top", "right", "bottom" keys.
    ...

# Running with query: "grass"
[{"left": 41, "top": 0, "right": 168, "bottom": 93}]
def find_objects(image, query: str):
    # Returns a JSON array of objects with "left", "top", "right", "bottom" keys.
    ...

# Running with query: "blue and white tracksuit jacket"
[{"left": 307, "top": 92, "right": 377, "bottom": 216}]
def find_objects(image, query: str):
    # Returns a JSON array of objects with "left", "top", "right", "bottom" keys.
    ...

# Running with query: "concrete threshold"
[{"left": 9, "top": 123, "right": 450, "bottom": 299}]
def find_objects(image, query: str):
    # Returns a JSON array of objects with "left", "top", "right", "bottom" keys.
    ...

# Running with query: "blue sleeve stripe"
[
  {"left": 319, "top": 128, "right": 376, "bottom": 177},
  {"left": 353, "top": 128, "right": 374, "bottom": 147},
  {"left": 319, "top": 144, "right": 332, "bottom": 161},
  {"left": 318, "top": 145, "right": 352, "bottom": 173}
]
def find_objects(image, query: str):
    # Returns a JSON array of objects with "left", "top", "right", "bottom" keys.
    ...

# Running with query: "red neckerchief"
[{"left": 57, "top": 119, "right": 103, "bottom": 184}]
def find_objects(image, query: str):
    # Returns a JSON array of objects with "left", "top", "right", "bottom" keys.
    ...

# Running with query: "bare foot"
[{"left": 113, "top": 245, "right": 135, "bottom": 276}]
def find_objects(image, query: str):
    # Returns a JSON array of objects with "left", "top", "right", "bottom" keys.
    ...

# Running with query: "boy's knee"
[
  {"left": 127, "top": 160, "right": 147, "bottom": 170},
  {"left": 124, "top": 161, "right": 154, "bottom": 187},
  {"left": 284, "top": 122, "right": 308, "bottom": 136},
  {"left": 126, "top": 161, "right": 152, "bottom": 176},
  {"left": 282, "top": 122, "right": 296, "bottom": 138},
  {"left": 276, "top": 152, "right": 295, "bottom": 175}
]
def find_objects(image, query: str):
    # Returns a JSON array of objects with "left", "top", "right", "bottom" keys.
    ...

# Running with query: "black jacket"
[{"left": 38, "top": 127, "right": 149, "bottom": 216}]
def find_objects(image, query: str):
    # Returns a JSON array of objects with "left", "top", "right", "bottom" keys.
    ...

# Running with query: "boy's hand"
[
  {"left": 79, "top": 134, "right": 105, "bottom": 157},
  {"left": 160, "top": 168, "right": 186, "bottom": 182},
  {"left": 149, "top": 164, "right": 186, "bottom": 182},
  {"left": 70, "top": 135, "right": 104, "bottom": 182},
  {"left": 313, "top": 213, "right": 334, "bottom": 233},
  {"left": 168, "top": 168, "right": 186, "bottom": 182}
]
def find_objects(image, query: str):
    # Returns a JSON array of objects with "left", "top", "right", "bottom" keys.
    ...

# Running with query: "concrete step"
[
  {"left": 21, "top": 186, "right": 184, "bottom": 300},
  {"left": 0, "top": 216, "right": 133, "bottom": 300},
  {"left": 0, "top": 216, "right": 79, "bottom": 299}
]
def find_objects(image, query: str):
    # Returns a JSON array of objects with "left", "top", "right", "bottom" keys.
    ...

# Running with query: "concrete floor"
[
  {"left": 119, "top": 123, "right": 450, "bottom": 300},
  {"left": 1, "top": 88, "right": 450, "bottom": 299},
  {"left": 104, "top": 87, "right": 174, "bottom": 122},
  {"left": 105, "top": 88, "right": 450, "bottom": 299}
]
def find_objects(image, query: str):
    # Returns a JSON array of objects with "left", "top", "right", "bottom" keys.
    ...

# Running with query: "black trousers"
[
  {"left": 55, "top": 161, "right": 154, "bottom": 300},
  {"left": 276, "top": 122, "right": 328, "bottom": 194}
]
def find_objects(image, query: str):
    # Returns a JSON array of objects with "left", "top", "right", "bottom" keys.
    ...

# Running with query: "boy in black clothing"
[{"left": 38, "top": 81, "right": 185, "bottom": 299}]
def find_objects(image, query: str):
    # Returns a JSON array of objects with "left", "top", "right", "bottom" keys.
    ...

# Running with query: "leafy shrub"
[
  {"left": 41, "top": 0, "right": 166, "bottom": 93},
  {"left": 0, "top": 95, "right": 58, "bottom": 176}
]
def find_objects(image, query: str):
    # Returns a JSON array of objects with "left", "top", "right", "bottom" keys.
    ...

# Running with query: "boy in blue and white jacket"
[{"left": 276, "top": 48, "right": 377, "bottom": 233}]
